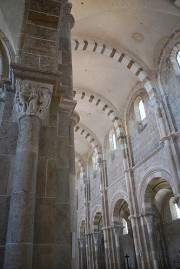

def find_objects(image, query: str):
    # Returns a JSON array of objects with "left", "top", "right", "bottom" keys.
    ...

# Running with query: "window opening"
[
  {"left": 92, "top": 152, "right": 98, "bottom": 171},
  {"left": 109, "top": 129, "right": 117, "bottom": 151},
  {"left": 138, "top": 100, "right": 146, "bottom": 121},
  {"left": 112, "top": 132, "right": 117, "bottom": 150},
  {"left": 175, "top": 203, "right": 180, "bottom": 219},
  {"left": 177, "top": 51, "right": 180, "bottom": 67},
  {"left": 122, "top": 218, "right": 128, "bottom": 235}
]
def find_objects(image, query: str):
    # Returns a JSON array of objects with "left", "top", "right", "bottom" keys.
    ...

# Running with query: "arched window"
[
  {"left": 92, "top": 152, "right": 98, "bottom": 171},
  {"left": 109, "top": 129, "right": 117, "bottom": 151},
  {"left": 177, "top": 51, "right": 180, "bottom": 67},
  {"left": 138, "top": 100, "right": 146, "bottom": 121},
  {"left": 122, "top": 218, "right": 128, "bottom": 235},
  {"left": 175, "top": 203, "right": 180, "bottom": 219},
  {"left": 170, "top": 44, "right": 180, "bottom": 75},
  {"left": 169, "top": 197, "right": 180, "bottom": 220}
]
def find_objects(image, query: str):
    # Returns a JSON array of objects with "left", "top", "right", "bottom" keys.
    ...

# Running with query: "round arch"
[
  {"left": 72, "top": 37, "right": 156, "bottom": 102},
  {"left": 109, "top": 191, "right": 129, "bottom": 225},
  {"left": 90, "top": 205, "right": 102, "bottom": 231},
  {"left": 73, "top": 88, "right": 123, "bottom": 138},
  {"left": 75, "top": 123, "right": 102, "bottom": 162},
  {"left": 138, "top": 167, "right": 172, "bottom": 212}
]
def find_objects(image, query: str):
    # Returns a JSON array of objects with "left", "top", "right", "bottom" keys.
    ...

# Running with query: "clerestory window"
[
  {"left": 177, "top": 51, "right": 180, "bottom": 67},
  {"left": 138, "top": 100, "right": 146, "bottom": 121},
  {"left": 109, "top": 129, "right": 117, "bottom": 151},
  {"left": 122, "top": 218, "right": 128, "bottom": 235},
  {"left": 175, "top": 203, "right": 180, "bottom": 219},
  {"left": 92, "top": 152, "right": 98, "bottom": 172}
]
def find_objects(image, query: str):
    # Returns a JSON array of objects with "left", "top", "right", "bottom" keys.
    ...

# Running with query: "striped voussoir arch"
[
  {"left": 72, "top": 38, "right": 156, "bottom": 102},
  {"left": 75, "top": 124, "right": 102, "bottom": 162},
  {"left": 73, "top": 88, "right": 123, "bottom": 138}
]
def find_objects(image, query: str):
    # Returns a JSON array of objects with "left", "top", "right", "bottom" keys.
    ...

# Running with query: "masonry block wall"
[{"left": 76, "top": 31, "right": 180, "bottom": 269}]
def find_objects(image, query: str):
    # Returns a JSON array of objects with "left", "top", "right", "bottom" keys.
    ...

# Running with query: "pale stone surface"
[{"left": 0, "top": 1, "right": 180, "bottom": 269}]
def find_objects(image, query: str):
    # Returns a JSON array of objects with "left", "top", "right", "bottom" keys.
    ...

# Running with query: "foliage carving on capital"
[{"left": 15, "top": 79, "right": 52, "bottom": 119}]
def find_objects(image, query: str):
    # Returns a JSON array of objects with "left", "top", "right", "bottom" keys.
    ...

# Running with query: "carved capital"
[
  {"left": 112, "top": 224, "right": 124, "bottom": 237},
  {"left": 93, "top": 232, "right": 103, "bottom": 246},
  {"left": 79, "top": 235, "right": 86, "bottom": 248},
  {"left": 15, "top": 79, "right": 53, "bottom": 120}
]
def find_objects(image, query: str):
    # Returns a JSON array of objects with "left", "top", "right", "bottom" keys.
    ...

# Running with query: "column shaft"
[
  {"left": 4, "top": 116, "right": 40, "bottom": 269},
  {"left": 69, "top": 112, "right": 79, "bottom": 269}
]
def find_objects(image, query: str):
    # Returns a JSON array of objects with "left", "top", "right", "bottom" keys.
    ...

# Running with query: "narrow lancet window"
[
  {"left": 138, "top": 100, "right": 146, "bottom": 121},
  {"left": 177, "top": 51, "right": 180, "bottom": 67}
]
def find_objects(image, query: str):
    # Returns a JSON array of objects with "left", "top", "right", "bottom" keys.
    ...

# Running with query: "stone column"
[
  {"left": 143, "top": 214, "right": 160, "bottom": 269},
  {"left": 90, "top": 233, "right": 95, "bottom": 269},
  {"left": 119, "top": 135, "right": 148, "bottom": 269},
  {"left": 84, "top": 177, "right": 92, "bottom": 269},
  {"left": 93, "top": 232, "right": 103, "bottom": 269},
  {"left": 99, "top": 160, "right": 114, "bottom": 268},
  {"left": 59, "top": 1, "right": 75, "bottom": 98},
  {"left": 54, "top": 98, "right": 76, "bottom": 269},
  {"left": 4, "top": 79, "right": 52, "bottom": 269},
  {"left": 69, "top": 111, "right": 80, "bottom": 269},
  {"left": 112, "top": 224, "right": 125, "bottom": 269},
  {"left": 79, "top": 236, "right": 86, "bottom": 269},
  {"left": 153, "top": 98, "right": 180, "bottom": 198},
  {"left": 0, "top": 50, "right": 3, "bottom": 85}
]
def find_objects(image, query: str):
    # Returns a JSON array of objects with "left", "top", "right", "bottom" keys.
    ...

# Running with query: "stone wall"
[
  {"left": 127, "top": 90, "right": 160, "bottom": 166},
  {"left": 0, "top": 89, "right": 18, "bottom": 267},
  {"left": 163, "top": 220, "right": 180, "bottom": 269}
]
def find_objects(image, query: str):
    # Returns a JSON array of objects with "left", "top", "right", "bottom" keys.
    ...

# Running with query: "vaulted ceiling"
[
  {"left": 0, "top": 0, "right": 180, "bottom": 162},
  {"left": 71, "top": 0, "right": 180, "bottom": 160}
]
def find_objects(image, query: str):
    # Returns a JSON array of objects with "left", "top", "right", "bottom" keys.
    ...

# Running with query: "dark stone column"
[
  {"left": 69, "top": 111, "right": 80, "bottom": 269},
  {"left": 112, "top": 224, "right": 125, "bottom": 269},
  {"left": 54, "top": 98, "right": 76, "bottom": 269},
  {"left": 4, "top": 79, "right": 52, "bottom": 269}
]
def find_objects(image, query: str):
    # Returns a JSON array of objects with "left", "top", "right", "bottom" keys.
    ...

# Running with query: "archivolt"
[
  {"left": 0, "top": 29, "right": 15, "bottom": 62},
  {"left": 138, "top": 167, "right": 172, "bottom": 212},
  {"left": 75, "top": 123, "right": 102, "bottom": 162},
  {"left": 73, "top": 88, "right": 123, "bottom": 138},
  {"left": 72, "top": 37, "right": 156, "bottom": 103}
]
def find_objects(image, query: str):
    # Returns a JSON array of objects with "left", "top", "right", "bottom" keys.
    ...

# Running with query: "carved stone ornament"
[{"left": 15, "top": 79, "right": 52, "bottom": 119}]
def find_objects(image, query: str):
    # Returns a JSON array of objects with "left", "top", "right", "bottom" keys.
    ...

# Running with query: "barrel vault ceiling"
[
  {"left": 71, "top": 0, "right": 180, "bottom": 161},
  {"left": 0, "top": 0, "right": 180, "bottom": 162}
]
